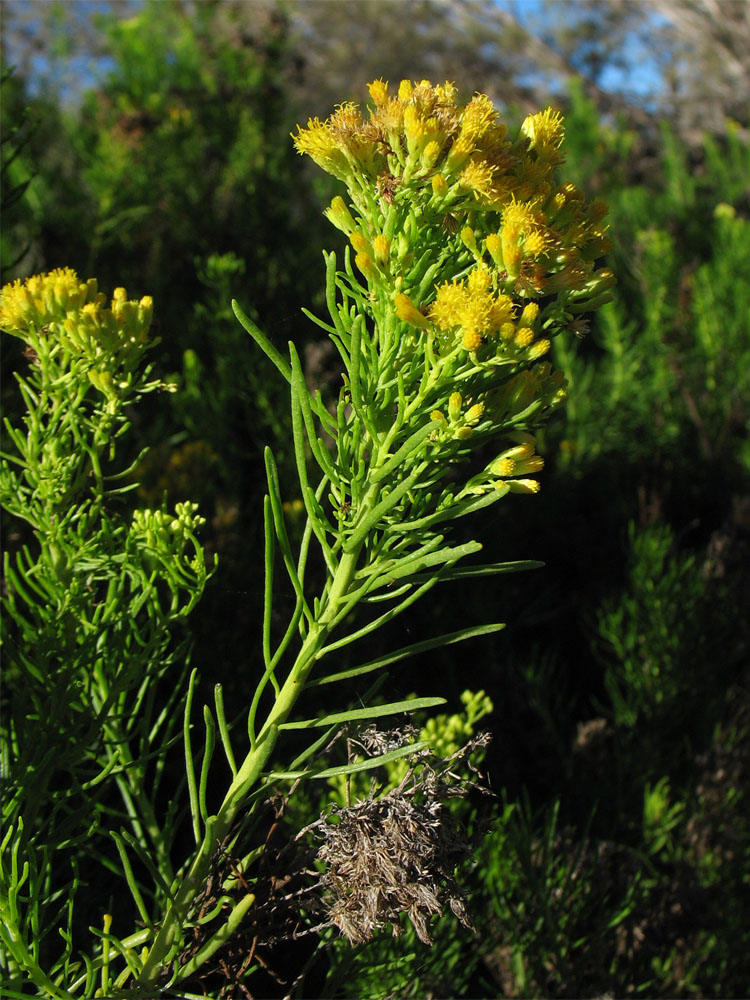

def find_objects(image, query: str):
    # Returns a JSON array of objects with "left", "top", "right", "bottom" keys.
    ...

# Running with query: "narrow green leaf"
[
  {"left": 268, "top": 740, "right": 431, "bottom": 781},
  {"left": 290, "top": 370, "right": 336, "bottom": 571},
  {"left": 343, "top": 465, "right": 422, "bottom": 552},
  {"left": 405, "top": 558, "right": 544, "bottom": 588},
  {"left": 118, "top": 830, "right": 176, "bottom": 904},
  {"left": 231, "top": 299, "right": 291, "bottom": 383},
  {"left": 214, "top": 685, "right": 237, "bottom": 779},
  {"left": 371, "top": 423, "right": 434, "bottom": 484},
  {"left": 288, "top": 677, "right": 387, "bottom": 771},
  {"left": 262, "top": 495, "right": 275, "bottom": 676},
  {"left": 365, "top": 539, "right": 485, "bottom": 591},
  {"left": 173, "top": 891, "right": 256, "bottom": 982},
  {"left": 264, "top": 449, "right": 313, "bottom": 623},
  {"left": 183, "top": 668, "right": 201, "bottom": 845},
  {"left": 309, "top": 622, "right": 506, "bottom": 687},
  {"left": 322, "top": 553, "right": 465, "bottom": 654},
  {"left": 441, "top": 559, "right": 544, "bottom": 577},
  {"left": 199, "top": 705, "right": 216, "bottom": 825},
  {"left": 110, "top": 832, "right": 153, "bottom": 929},
  {"left": 289, "top": 343, "right": 340, "bottom": 482},
  {"left": 324, "top": 250, "right": 350, "bottom": 347},
  {"left": 391, "top": 486, "right": 508, "bottom": 533},
  {"left": 300, "top": 306, "right": 337, "bottom": 338},
  {"left": 349, "top": 312, "right": 364, "bottom": 416},
  {"left": 279, "top": 696, "right": 445, "bottom": 730}
]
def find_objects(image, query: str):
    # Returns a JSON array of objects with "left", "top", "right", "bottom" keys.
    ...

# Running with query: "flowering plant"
[{"left": 0, "top": 79, "right": 612, "bottom": 996}]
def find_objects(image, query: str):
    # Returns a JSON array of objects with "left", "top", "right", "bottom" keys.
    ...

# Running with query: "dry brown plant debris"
[{"left": 177, "top": 724, "right": 491, "bottom": 996}]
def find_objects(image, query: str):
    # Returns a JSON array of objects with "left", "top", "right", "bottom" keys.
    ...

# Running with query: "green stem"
[
  {"left": 92, "top": 661, "right": 175, "bottom": 883},
  {"left": 136, "top": 547, "right": 362, "bottom": 988}
]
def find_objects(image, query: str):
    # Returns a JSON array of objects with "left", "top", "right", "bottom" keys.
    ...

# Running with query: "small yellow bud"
[
  {"left": 507, "top": 478, "right": 541, "bottom": 494},
  {"left": 448, "top": 392, "right": 462, "bottom": 421},
  {"left": 503, "top": 242, "right": 522, "bottom": 278},
  {"left": 520, "top": 302, "right": 539, "bottom": 325},
  {"left": 455, "top": 426, "right": 473, "bottom": 440},
  {"left": 394, "top": 293, "right": 429, "bottom": 328},
  {"left": 421, "top": 140, "right": 441, "bottom": 170},
  {"left": 496, "top": 434, "right": 535, "bottom": 465},
  {"left": 528, "top": 338, "right": 551, "bottom": 359},
  {"left": 432, "top": 174, "right": 448, "bottom": 196},
  {"left": 513, "top": 455, "right": 545, "bottom": 475},
  {"left": 465, "top": 402, "right": 485, "bottom": 424},
  {"left": 431, "top": 409, "right": 448, "bottom": 428},
  {"left": 514, "top": 326, "right": 534, "bottom": 348},
  {"left": 398, "top": 80, "right": 413, "bottom": 102},
  {"left": 372, "top": 234, "right": 390, "bottom": 264},
  {"left": 461, "top": 226, "right": 478, "bottom": 255},
  {"left": 587, "top": 268, "right": 616, "bottom": 294},
  {"left": 462, "top": 328, "right": 482, "bottom": 351},
  {"left": 403, "top": 104, "right": 423, "bottom": 140},
  {"left": 350, "top": 232, "right": 370, "bottom": 255},
  {"left": 485, "top": 233, "right": 503, "bottom": 268},
  {"left": 368, "top": 79, "right": 389, "bottom": 106},
  {"left": 325, "top": 196, "right": 357, "bottom": 234},
  {"left": 355, "top": 252, "right": 376, "bottom": 279},
  {"left": 492, "top": 458, "right": 516, "bottom": 476},
  {"left": 524, "top": 231, "right": 547, "bottom": 257},
  {"left": 500, "top": 321, "right": 515, "bottom": 341}
]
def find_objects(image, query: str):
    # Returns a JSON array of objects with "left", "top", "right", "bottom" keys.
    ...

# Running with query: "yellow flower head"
[
  {"left": 293, "top": 117, "right": 351, "bottom": 181},
  {"left": 458, "top": 159, "right": 497, "bottom": 201},
  {"left": 368, "top": 78, "right": 389, "bottom": 106},
  {"left": 521, "top": 108, "right": 565, "bottom": 165},
  {"left": 459, "top": 93, "right": 498, "bottom": 145},
  {"left": 429, "top": 266, "right": 513, "bottom": 351}
]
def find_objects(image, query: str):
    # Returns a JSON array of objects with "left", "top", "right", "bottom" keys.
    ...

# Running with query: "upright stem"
[{"left": 136, "top": 547, "right": 362, "bottom": 988}]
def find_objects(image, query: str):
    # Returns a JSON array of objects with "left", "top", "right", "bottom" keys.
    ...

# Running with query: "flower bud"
[
  {"left": 448, "top": 392, "right": 462, "bottom": 422},
  {"left": 325, "top": 196, "right": 357, "bottom": 235}
]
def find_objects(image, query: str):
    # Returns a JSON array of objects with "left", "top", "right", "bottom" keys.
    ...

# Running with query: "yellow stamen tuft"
[
  {"left": 522, "top": 107, "right": 565, "bottom": 164},
  {"left": 465, "top": 402, "right": 485, "bottom": 424}
]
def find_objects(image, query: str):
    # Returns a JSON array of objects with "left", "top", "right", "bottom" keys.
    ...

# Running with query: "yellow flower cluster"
[
  {"left": 1, "top": 267, "right": 101, "bottom": 336},
  {"left": 460, "top": 431, "right": 546, "bottom": 496},
  {"left": 429, "top": 266, "right": 513, "bottom": 352},
  {"left": 294, "top": 77, "right": 519, "bottom": 205},
  {"left": 1, "top": 269, "right": 153, "bottom": 367},
  {"left": 294, "top": 78, "right": 613, "bottom": 362},
  {"left": 294, "top": 80, "right": 615, "bottom": 498}
]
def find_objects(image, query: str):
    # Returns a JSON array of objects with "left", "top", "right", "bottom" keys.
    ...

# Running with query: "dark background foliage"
[{"left": 2, "top": 1, "right": 749, "bottom": 995}]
